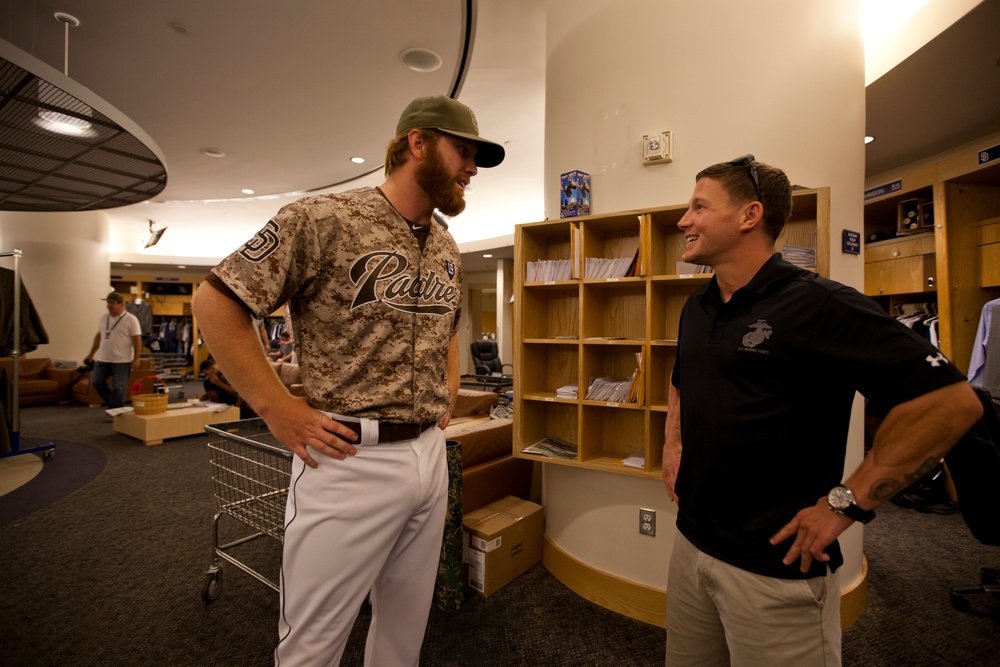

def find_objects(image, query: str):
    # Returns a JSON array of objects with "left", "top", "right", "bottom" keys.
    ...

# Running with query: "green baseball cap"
[{"left": 396, "top": 95, "right": 505, "bottom": 168}]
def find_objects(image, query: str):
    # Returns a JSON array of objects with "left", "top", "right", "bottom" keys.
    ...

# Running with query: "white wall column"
[
  {"left": 543, "top": 0, "right": 866, "bottom": 613},
  {"left": 0, "top": 211, "right": 112, "bottom": 362},
  {"left": 496, "top": 258, "right": 513, "bottom": 373}
]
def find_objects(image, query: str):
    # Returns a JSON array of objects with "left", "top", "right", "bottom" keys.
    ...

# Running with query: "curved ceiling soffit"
[{"left": 0, "top": 38, "right": 168, "bottom": 212}]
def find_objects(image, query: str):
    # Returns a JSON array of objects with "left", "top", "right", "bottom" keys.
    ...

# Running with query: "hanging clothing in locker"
[
  {"left": 126, "top": 297, "right": 154, "bottom": 337},
  {"left": 969, "top": 298, "right": 1000, "bottom": 399}
]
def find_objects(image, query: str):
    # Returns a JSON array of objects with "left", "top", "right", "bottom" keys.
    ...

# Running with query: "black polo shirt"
[{"left": 671, "top": 254, "right": 964, "bottom": 579}]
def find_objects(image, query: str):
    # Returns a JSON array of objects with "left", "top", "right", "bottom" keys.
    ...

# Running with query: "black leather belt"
[{"left": 339, "top": 420, "right": 437, "bottom": 444}]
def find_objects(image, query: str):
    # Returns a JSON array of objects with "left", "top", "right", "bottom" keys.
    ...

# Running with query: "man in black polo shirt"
[{"left": 662, "top": 156, "right": 982, "bottom": 666}]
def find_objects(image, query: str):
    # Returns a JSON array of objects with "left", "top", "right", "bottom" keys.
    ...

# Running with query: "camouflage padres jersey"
[{"left": 211, "top": 187, "right": 462, "bottom": 423}]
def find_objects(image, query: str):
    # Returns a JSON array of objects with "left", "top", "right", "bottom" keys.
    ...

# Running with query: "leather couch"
[
  {"left": 445, "top": 389, "right": 534, "bottom": 513},
  {"left": 0, "top": 356, "right": 76, "bottom": 405},
  {"left": 72, "top": 357, "right": 157, "bottom": 407}
]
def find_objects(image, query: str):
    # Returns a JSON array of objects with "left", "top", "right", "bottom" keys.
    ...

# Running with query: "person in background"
[
  {"left": 268, "top": 331, "right": 295, "bottom": 363},
  {"left": 199, "top": 358, "right": 239, "bottom": 405},
  {"left": 191, "top": 95, "right": 504, "bottom": 665},
  {"left": 85, "top": 292, "right": 142, "bottom": 409},
  {"left": 662, "top": 155, "right": 982, "bottom": 666}
]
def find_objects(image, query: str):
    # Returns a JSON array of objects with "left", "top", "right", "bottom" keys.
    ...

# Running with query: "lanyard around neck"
[{"left": 106, "top": 313, "right": 125, "bottom": 334}]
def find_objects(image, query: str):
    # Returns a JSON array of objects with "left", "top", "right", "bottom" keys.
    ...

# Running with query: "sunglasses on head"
[{"left": 725, "top": 154, "right": 761, "bottom": 202}]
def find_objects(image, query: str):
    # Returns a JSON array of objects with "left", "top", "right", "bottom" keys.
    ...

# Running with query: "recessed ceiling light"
[
  {"left": 34, "top": 109, "right": 96, "bottom": 137},
  {"left": 169, "top": 22, "right": 189, "bottom": 34},
  {"left": 202, "top": 148, "right": 226, "bottom": 158},
  {"left": 483, "top": 254, "right": 493, "bottom": 258},
  {"left": 400, "top": 47, "right": 442, "bottom": 72},
  {"left": 241, "top": 188, "right": 255, "bottom": 195},
  {"left": 123, "top": 263, "right": 132, "bottom": 267},
  {"left": 177, "top": 265, "right": 186, "bottom": 269},
  {"left": 351, "top": 156, "right": 365, "bottom": 164},
  {"left": 864, "top": 135, "right": 875, "bottom": 144}
]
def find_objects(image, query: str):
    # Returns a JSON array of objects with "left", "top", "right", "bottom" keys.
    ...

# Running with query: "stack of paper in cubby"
[
  {"left": 526, "top": 258, "right": 573, "bottom": 281},
  {"left": 782, "top": 245, "right": 816, "bottom": 268},
  {"left": 584, "top": 248, "right": 639, "bottom": 279},
  {"left": 555, "top": 384, "right": 578, "bottom": 398},
  {"left": 585, "top": 352, "right": 643, "bottom": 403}
]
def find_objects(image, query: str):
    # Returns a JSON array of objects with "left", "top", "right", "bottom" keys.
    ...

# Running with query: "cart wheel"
[
  {"left": 42, "top": 450, "right": 54, "bottom": 461},
  {"left": 201, "top": 569, "right": 223, "bottom": 603}
]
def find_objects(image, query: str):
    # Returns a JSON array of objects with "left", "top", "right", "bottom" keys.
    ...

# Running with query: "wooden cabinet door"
[{"left": 864, "top": 255, "right": 936, "bottom": 296}]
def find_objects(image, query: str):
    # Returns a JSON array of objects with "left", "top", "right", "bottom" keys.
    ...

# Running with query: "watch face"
[{"left": 828, "top": 485, "right": 854, "bottom": 510}]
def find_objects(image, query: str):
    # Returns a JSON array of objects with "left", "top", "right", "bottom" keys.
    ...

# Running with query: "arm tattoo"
[{"left": 867, "top": 458, "right": 941, "bottom": 502}]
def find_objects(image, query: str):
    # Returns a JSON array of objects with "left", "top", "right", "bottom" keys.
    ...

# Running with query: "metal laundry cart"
[{"left": 201, "top": 418, "right": 291, "bottom": 603}]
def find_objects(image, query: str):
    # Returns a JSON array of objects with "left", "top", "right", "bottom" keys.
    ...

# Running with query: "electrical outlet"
[
  {"left": 642, "top": 131, "right": 673, "bottom": 165},
  {"left": 639, "top": 508, "right": 656, "bottom": 536}
]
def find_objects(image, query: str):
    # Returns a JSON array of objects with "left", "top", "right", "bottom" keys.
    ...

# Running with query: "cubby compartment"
[
  {"left": 520, "top": 342, "right": 580, "bottom": 400},
  {"left": 864, "top": 184, "right": 934, "bottom": 242},
  {"left": 646, "top": 345, "right": 676, "bottom": 410},
  {"left": 650, "top": 279, "right": 708, "bottom": 343},
  {"left": 581, "top": 282, "right": 646, "bottom": 340},
  {"left": 646, "top": 411, "right": 667, "bottom": 471},
  {"left": 647, "top": 205, "right": 690, "bottom": 276},
  {"left": 516, "top": 400, "right": 579, "bottom": 463},
  {"left": 579, "top": 404, "right": 646, "bottom": 473},
  {"left": 581, "top": 213, "right": 643, "bottom": 279},
  {"left": 520, "top": 284, "right": 579, "bottom": 340},
  {"left": 517, "top": 220, "right": 575, "bottom": 284},
  {"left": 580, "top": 343, "right": 645, "bottom": 405}
]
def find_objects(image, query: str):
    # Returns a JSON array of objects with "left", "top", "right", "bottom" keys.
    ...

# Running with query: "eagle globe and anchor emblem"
[{"left": 742, "top": 319, "right": 773, "bottom": 348}]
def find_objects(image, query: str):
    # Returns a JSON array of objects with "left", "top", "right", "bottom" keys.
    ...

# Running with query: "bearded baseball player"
[{"left": 192, "top": 95, "right": 504, "bottom": 666}]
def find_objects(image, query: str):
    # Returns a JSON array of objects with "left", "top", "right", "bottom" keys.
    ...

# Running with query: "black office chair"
[
  {"left": 470, "top": 340, "right": 513, "bottom": 377},
  {"left": 944, "top": 386, "right": 1000, "bottom": 612}
]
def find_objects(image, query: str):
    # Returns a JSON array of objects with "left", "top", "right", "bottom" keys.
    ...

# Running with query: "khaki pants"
[{"left": 666, "top": 533, "right": 841, "bottom": 667}]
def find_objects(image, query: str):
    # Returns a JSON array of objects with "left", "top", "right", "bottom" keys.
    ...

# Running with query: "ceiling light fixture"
[
  {"left": 202, "top": 148, "right": 226, "bottom": 158},
  {"left": 865, "top": 135, "right": 875, "bottom": 144},
  {"left": 400, "top": 47, "right": 442, "bottom": 73},
  {"left": 33, "top": 13, "right": 97, "bottom": 138},
  {"left": 351, "top": 156, "right": 366, "bottom": 164},
  {"left": 0, "top": 25, "right": 167, "bottom": 211},
  {"left": 483, "top": 254, "right": 493, "bottom": 258},
  {"left": 241, "top": 188, "right": 255, "bottom": 195}
]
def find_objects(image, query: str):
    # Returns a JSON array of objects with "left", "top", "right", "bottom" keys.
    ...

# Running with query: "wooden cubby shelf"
[{"left": 514, "top": 188, "right": 830, "bottom": 479}]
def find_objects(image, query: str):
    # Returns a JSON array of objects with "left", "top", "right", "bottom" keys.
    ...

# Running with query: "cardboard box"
[
  {"left": 560, "top": 170, "right": 591, "bottom": 218},
  {"left": 462, "top": 496, "right": 543, "bottom": 596}
]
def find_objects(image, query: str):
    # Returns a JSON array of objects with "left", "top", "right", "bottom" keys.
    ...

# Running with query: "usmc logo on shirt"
[
  {"left": 739, "top": 319, "right": 772, "bottom": 354},
  {"left": 349, "top": 250, "right": 457, "bottom": 315}
]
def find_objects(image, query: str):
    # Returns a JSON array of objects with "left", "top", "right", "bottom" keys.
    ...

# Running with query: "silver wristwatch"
[{"left": 827, "top": 485, "right": 876, "bottom": 524}]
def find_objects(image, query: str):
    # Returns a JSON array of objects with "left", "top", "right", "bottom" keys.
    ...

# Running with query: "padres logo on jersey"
[
  {"left": 238, "top": 220, "right": 281, "bottom": 262},
  {"left": 349, "top": 250, "right": 457, "bottom": 316}
]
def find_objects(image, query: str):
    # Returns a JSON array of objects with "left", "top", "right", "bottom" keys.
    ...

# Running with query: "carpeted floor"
[
  {"left": 1, "top": 395, "right": 998, "bottom": 666},
  {"left": 0, "top": 438, "right": 106, "bottom": 525}
]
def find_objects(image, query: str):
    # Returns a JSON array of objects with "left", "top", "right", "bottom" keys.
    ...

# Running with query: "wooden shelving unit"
[{"left": 513, "top": 188, "right": 830, "bottom": 479}]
